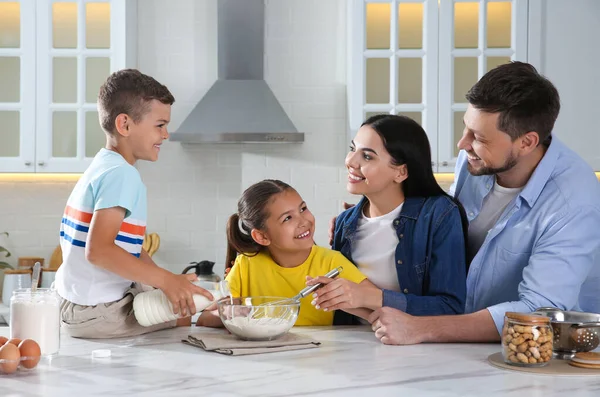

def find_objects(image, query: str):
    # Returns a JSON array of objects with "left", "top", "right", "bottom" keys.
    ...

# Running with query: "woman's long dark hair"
[
  {"left": 362, "top": 114, "right": 469, "bottom": 263},
  {"left": 225, "top": 179, "right": 294, "bottom": 271}
]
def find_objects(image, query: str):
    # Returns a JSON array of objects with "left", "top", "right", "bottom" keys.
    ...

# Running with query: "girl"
[
  {"left": 196, "top": 179, "right": 377, "bottom": 327},
  {"left": 310, "top": 115, "right": 468, "bottom": 322}
]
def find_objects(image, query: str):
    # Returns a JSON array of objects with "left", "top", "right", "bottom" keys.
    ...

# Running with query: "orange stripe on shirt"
[
  {"left": 64, "top": 205, "right": 93, "bottom": 224},
  {"left": 120, "top": 222, "right": 146, "bottom": 236},
  {"left": 65, "top": 205, "right": 145, "bottom": 236}
]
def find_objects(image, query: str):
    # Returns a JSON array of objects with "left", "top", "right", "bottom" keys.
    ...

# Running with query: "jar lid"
[
  {"left": 505, "top": 312, "right": 550, "bottom": 324},
  {"left": 3, "top": 268, "right": 32, "bottom": 274}
]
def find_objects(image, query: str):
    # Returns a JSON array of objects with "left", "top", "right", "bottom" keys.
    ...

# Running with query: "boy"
[{"left": 55, "top": 69, "right": 212, "bottom": 338}]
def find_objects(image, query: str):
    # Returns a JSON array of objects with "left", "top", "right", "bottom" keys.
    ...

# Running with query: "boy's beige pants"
[{"left": 59, "top": 283, "right": 176, "bottom": 339}]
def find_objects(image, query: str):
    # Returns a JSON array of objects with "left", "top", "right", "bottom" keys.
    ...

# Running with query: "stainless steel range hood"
[{"left": 170, "top": 0, "right": 303, "bottom": 144}]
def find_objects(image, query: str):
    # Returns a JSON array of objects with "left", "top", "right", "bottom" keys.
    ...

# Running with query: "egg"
[
  {"left": 18, "top": 339, "right": 41, "bottom": 369},
  {"left": 7, "top": 338, "right": 22, "bottom": 346},
  {"left": 0, "top": 336, "right": 7, "bottom": 346},
  {"left": 0, "top": 343, "right": 20, "bottom": 374}
]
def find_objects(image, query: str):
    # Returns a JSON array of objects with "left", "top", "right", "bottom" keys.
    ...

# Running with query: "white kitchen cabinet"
[
  {"left": 347, "top": 0, "right": 528, "bottom": 172},
  {"left": 0, "top": 0, "right": 136, "bottom": 173}
]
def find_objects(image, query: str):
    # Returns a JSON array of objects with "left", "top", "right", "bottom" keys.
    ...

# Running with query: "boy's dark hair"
[
  {"left": 225, "top": 180, "right": 294, "bottom": 269},
  {"left": 465, "top": 61, "right": 560, "bottom": 144},
  {"left": 97, "top": 69, "right": 175, "bottom": 135}
]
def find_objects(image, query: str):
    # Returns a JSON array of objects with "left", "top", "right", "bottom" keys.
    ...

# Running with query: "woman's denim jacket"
[{"left": 332, "top": 195, "right": 467, "bottom": 323}]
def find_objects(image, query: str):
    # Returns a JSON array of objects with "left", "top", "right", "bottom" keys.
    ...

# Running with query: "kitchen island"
[{"left": 0, "top": 326, "right": 598, "bottom": 396}]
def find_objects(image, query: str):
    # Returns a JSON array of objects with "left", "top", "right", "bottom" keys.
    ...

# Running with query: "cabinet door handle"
[
  {"left": 442, "top": 161, "right": 448, "bottom": 166},
  {"left": 38, "top": 161, "right": 46, "bottom": 167},
  {"left": 25, "top": 161, "right": 32, "bottom": 166},
  {"left": 431, "top": 161, "right": 435, "bottom": 167}
]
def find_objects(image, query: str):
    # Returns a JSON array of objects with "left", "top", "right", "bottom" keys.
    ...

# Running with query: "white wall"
[
  {"left": 530, "top": 0, "right": 600, "bottom": 170},
  {"left": 0, "top": 0, "right": 356, "bottom": 277}
]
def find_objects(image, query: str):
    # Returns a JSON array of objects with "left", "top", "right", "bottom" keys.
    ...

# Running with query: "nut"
[
  {"left": 517, "top": 353, "right": 529, "bottom": 363},
  {"left": 529, "top": 347, "right": 541, "bottom": 359},
  {"left": 502, "top": 322, "right": 552, "bottom": 366},
  {"left": 517, "top": 342, "right": 529, "bottom": 353}
]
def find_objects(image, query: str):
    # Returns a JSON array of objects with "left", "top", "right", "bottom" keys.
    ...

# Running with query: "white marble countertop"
[{"left": 1, "top": 325, "right": 598, "bottom": 397}]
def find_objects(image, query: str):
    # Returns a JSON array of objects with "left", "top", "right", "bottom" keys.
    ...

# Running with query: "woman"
[{"left": 308, "top": 115, "right": 468, "bottom": 321}]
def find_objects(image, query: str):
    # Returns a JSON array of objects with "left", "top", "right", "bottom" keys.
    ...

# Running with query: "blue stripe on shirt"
[
  {"left": 60, "top": 231, "right": 86, "bottom": 247},
  {"left": 115, "top": 234, "right": 143, "bottom": 245},
  {"left": 60, "top": 232, "right": 141, "bottom": 257},
  {"left": 62, "top": 217, "right": 90, "bottom": 233}
]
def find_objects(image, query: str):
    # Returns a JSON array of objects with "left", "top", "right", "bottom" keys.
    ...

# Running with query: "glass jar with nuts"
[{"left": 502, "top": 312, "right": 553, "bottom": 367}]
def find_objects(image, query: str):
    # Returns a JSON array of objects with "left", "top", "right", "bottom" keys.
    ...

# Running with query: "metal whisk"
[{"left": 251, "top": 266, "right": 343, "bottom": 321}]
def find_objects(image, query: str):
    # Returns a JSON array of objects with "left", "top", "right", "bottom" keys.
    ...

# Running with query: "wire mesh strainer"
[{"left": 534, "top": 307, "right": 600, "bottom": 359}]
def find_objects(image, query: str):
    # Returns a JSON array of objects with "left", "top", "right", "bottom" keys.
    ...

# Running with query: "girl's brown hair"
[{"left": 225, "top": 179, "right": 294, "bottom": 270}]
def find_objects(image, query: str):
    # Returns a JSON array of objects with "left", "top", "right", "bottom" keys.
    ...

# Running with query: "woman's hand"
[
  {"left": 328, "top": 202, "right": 355, "bottom": 245},
  {"left": 307, "top": 276, "right": 382, "bottom": 311}
]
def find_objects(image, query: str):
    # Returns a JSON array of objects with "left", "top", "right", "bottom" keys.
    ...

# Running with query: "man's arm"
[
  {"left": 369, "top": 204, "right": 600, "bottom": 345},
  {"left": 486, "top": 205, "right": 600, "bottom": 333},
  {"left": 368, "top": 307, "right": 499, "bottom": 345},
  {"left": 420, "top": 309, "right": 499, "bottom": 343}
]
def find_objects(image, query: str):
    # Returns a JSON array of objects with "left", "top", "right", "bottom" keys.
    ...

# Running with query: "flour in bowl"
[{"left": 223, "top": 316, "right": 292, "bottom": 339}]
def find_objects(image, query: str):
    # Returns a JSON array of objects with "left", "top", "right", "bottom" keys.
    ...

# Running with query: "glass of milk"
[{"left": 10, "top": 288, "right": 61, "bottom": 356}]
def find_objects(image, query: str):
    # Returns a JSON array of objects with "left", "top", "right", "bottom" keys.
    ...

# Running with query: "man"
[{"left": 351, "top": 62, "right": 600, "bottom": 344}]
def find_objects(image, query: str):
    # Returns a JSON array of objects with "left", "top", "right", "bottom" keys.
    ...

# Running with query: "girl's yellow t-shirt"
[{"left": 225, "top": 246, "right": 367, "bottom": 326}]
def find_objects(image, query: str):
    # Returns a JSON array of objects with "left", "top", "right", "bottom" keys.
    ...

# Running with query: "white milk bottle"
[
  {"left": 133, "top": 280, "right": 229, "bottom": 327},
  {"left": 10, "top": 288, "right": 61, "bottom": 356}
]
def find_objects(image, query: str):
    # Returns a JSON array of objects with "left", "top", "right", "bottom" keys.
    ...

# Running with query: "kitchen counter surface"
[{"left": 1, "top": 325, "right": 598, "bottom": 397}]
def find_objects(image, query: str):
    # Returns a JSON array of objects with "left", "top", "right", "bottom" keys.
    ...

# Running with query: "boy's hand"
[{"left": 159, "top": 273, "right": 214, "bottom": 317}]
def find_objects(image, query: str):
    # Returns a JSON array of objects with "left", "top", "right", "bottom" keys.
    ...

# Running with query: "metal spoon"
[{"left": 31, "top": 262, "right": 41, "bottom": 292}]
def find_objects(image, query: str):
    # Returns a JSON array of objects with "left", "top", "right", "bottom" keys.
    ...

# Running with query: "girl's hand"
[
  {"left": 195, "top": 310, "right": 224, "bottom": 328},
  {"left": 224, "top": 261, "right": 234, "bottom": 277},
  {"left": 306, "top": 276, "right": 382, "bottom": 311}
]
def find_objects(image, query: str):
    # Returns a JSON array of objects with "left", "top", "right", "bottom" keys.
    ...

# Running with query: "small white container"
[
  {"left": 10, "top": 288, "right": 61, "bottom": 356},
  {"left": 133, "top": 280, "right": 229, "bottom": 327}
]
